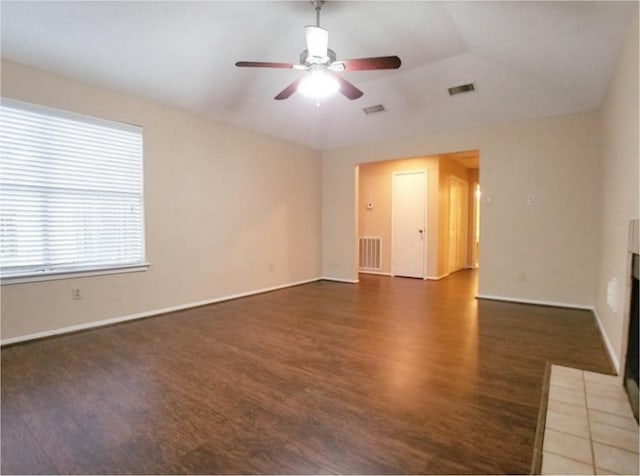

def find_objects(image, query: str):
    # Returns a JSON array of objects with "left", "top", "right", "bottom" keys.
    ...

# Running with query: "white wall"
[
  {"left": 322, "top": 111, "right": 601, "bottom": 307},
  {"left": 0, "top": 60, "right": 322, "bottom": 341},
  {"left": 594, "top": 10, "right": 639, "bottom": 372}
]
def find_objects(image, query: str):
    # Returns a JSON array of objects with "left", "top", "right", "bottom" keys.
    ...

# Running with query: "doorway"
[
  {"left": 391, "top": 170, "right": 427, "bottom": 278},
  {"left": 356, "top": 150, "right": 479, "bottom": 281}
]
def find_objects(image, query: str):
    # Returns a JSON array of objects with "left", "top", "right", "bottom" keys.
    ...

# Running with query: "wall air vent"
[
  {"left": 448, "top": 83, "right": 476, "bottom": 96},
  {"left": 363, "top": 104, "right": 385, "bottom": 115}
]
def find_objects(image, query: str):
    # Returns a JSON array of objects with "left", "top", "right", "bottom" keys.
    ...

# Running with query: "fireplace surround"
[{"left": 624, "top": 219, "right": 639, "bottom": 422}]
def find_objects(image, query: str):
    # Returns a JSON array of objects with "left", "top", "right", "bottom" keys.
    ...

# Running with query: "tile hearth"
[{"left": 540, "top": 365, "right": 639, "bottom": 475}]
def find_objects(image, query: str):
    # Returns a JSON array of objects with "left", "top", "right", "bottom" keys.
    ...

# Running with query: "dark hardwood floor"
[{"left": 1, "top": 271, "right": 613, "bottom": 474}]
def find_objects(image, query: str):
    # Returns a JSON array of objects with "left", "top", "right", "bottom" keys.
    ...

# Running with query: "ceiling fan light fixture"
[
  {"left": 297, "top": 70, "right": 339, "bottom": 99},
  {"left": 235, "top": 0, "right": 401, "bottom": 101}
]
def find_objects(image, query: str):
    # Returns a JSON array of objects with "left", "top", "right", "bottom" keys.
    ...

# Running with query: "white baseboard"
[
  {"left": 476, "top": 294, "right": 593, "bottom": 310},
  {"left": 476, "top": 294, "right": 620, "bottom": 374},
  {"left": 426, "top": 274, "right": 449, "bottom": 281},
  {"left": 0, "top": 277, "right": 323, "bottom": 346},
  {"left": 359, "top": 271, "right": 443, "bottom": 280},
  {"left": 358, "top": 270, "right": 391, "bottom": 276},
  {"left": 591, "top": 305, "right": 621, "bottom": 374},
  {"left": 321, "top": 276, "right": 360, "bottom": 284}
]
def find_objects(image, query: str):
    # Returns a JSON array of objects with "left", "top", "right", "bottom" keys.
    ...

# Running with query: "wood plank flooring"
[{"left": 1, "top": 271, "right": 613, "bottom": 474}]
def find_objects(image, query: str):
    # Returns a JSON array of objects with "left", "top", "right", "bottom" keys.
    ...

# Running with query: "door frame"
[
  {"left": 471, "top": 183, "right": 480, "bottom": 268},
  {"left": 448, "top": 175, "right": 469, "bottom": 273},
  {"left": 391, "top": 170, "right": 428, "bottom": 279}
]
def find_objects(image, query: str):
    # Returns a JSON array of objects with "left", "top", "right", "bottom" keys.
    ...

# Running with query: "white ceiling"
[{"left": 0, "top": 1, "right": 633, "bottom": 151}]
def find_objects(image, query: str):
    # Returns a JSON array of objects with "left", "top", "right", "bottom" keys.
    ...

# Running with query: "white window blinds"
[{"left": 0, "top": 98, "right": 145, "bottom": 280}]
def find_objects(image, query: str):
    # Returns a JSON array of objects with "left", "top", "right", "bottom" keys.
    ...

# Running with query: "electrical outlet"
[
  {"left": 517, "top": 271, "right": 526, "bottom": 282},
  {"left": 527, "top": 194, "right": 536, "bottom": 205},
  {"left": 72, "top": 288, "right": 82, "bottom": 300}
]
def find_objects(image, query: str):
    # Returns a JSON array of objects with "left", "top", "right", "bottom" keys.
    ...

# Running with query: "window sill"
[{"left": 1, "top": 263, "right": 150, "bottom": 285}]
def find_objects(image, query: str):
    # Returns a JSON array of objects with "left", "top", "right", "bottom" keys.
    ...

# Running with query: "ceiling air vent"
[
  {"left": 363, "top": 104, "right": 385, "bottom": 115},
  {"left": 448, "top": 83, "right": 476, "bottom": 96}
]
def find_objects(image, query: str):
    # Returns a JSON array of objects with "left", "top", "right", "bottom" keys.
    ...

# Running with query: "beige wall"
[
  {"left": 0, "top": 60, "right": 322, "bottom": 341},
  {"left": 358, "top": 156, "right": 440, "bottom": 277},
  {"left": 322, "top": 111, "right": 600, "bottom": 306},
  {"left": 594, "top": 10, "right": 639, "bottom": 371}
]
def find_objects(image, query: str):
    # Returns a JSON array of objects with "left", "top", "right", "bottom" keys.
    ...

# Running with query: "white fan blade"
[{"left": 305, "top": 25, "right": 328, "bottom": 60}]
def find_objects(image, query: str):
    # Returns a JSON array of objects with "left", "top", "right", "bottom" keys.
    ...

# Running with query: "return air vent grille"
[
  {"left": 448, "top": 83, "right": 476, "bottom": 96},
  {"left": 359, "top": 236, "right": 382, "bottom": 270}
]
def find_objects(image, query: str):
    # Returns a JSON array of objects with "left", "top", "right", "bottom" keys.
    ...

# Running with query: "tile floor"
[{"left": 541, "top": 365, "right": 639, "bottom": 475}]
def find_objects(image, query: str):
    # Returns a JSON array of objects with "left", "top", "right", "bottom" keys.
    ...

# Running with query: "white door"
[
  {"left": 448, "top": 176, "right": 469, "bottom": 273},
  {"left": 392, "top": 171, "right": 426, "bottom": 278}
]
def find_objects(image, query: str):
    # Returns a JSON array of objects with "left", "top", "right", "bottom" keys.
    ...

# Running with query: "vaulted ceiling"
[{"left": 0, "top": 1, "right": 634, "bottom": 150}]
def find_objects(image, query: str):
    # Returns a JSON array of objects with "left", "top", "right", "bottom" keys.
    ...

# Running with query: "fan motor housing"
[{"left": 300, "top": 48, "right": 336, "bottom": 67}]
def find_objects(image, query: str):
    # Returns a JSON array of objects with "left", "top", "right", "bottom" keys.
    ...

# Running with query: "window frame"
[{"left": 0, "top": 98, "right": 149, "bottom": 285}]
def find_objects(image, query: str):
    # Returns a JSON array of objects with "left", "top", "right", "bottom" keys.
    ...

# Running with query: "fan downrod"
[{"left": 311, "top": 0, "right": 325, "bottom": 27}]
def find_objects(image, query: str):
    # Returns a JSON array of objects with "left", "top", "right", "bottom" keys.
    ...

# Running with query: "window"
[{"left": 0, "top": 98, "right": 147, "bottom": 283}]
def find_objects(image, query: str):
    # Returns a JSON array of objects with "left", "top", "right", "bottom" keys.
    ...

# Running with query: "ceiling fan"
[{"left": 235, "top": 0, "right": 401, "bottom": 101}]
